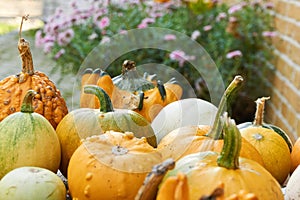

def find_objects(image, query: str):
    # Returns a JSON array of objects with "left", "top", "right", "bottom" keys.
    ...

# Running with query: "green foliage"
[{"left": 35, "top": 0, "right": 275, "bottom": 109}]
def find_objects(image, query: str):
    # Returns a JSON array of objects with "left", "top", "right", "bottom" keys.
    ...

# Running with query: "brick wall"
[
  {"left": 223, "top": 0, "right": 299, "bottom": 141},
  {"left": 263, "top": 0, "right": 300, "bottom": 142}
]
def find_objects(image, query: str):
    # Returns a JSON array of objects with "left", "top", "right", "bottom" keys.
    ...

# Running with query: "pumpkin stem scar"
[{"left": 111, "top": 145, "right": 128, "bottom": 155}]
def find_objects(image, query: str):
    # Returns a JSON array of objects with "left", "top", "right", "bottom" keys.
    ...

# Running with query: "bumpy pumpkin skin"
[
  {"left": 163, "top": 152, "right": 283, "bottom": 200},
  {"left": 0, "top": 91, "right": 61, "bottom": 179},
  {"left": 57, "top": 86, "right": 157, "bottom": 177},
  {"left": 68, "top": 131, "right": 162, "bottom": 200},
  {"left": 159, "top": 116, "right": 284, "bottom": 200},
  {"left": 157, "top": 125, "right": 264, "bottom": 167},
  {"left": 0, "top": 36, "right": 68, "bottom": 129}
]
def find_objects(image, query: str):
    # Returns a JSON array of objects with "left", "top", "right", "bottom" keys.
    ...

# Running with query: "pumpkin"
[
  {"left": 238, "top": 97, "right": 292, "bottom": 184},
  {"left": 151, "top": 98, "right": 218, "bottom": 143},
  {"left": 67, "top": 131, "right": 162, "bottom": 200},
  {"left": 157, "top": 178, "right": 259, "bottom": 200},
  {"left": 285, "top": 165, "right": 300, "bottom": 199},
  {"left": 80, "top": 68, "right": 100, "bottom": 108},
  {"left": 0, "top": 15, "right": 68, "bottom": 129},
  {"left": 80, "top": 60, "right": 183, "bottom": 122},
  {"left": 135, "top": 158, "right": 176, "bottom": 200},
  {"left": 157, "top": 113, "right": 284, "bottom": 200},
  {"left": 291, "top": 137, "right": 300, "bottom": 173},
  {"left": 0, "top": 90, "right": 61, "bottom": 179},
  {"left": 56, "top": 85, "right": 157, "bottom": 177},
  {"left": 0, "top": 166, "right": 66, "bottom": 200},
  {"left": 157, "top": 75, "right": 264, "bottom": 166}
]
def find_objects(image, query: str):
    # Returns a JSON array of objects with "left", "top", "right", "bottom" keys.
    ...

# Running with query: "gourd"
[
  {"left": 238, "top": 97, "right": 292, "bottom": 184},
  {"left": 151, "top": 98, "right": 218, "bottom": 143},
  {"left": 291, "top": 137, "right": 300, "bottom": 173},
  {"left": 157, "top": 114, "right": 284, "bottom": 200},
  {"left": 80, "top": 60, "right": 183, "bottom": 122},
  {"left": 285, "top": 165, "right": 300, "bottom": 200},
  {"left": 56, "top": 85, "right": 157, "bottom": 177},
  {"left": 0, "top": 90, "right": 61, "bottom": 179},
  {"left": 80, "top": 68, "right": 100, "bottom": 108},
  {"left": 0, "top": 166, "right": 66, "bottom": 200},
  {"left": 67, "top": 131, "right": 162, "bottom": 200},
  {"left": 0, "top": 15, "right": 68, "bottom": 129},
  {"left": 157, "top": 76, "right": 264, "bottom": 166}
]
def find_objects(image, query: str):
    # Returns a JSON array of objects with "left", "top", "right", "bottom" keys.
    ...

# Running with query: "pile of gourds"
[{"left": 1, "top": 15, "right": 300, "bottom": 200}]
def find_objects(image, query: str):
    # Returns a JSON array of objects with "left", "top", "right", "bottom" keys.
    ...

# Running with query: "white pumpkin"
[
  {"left": 285, "top": 165, "right": 300, "bottom": 200},
  {"left": 151, "top": 98, "right": 217, "bottom": 143},
  {"left": 0, "top": 166, "right": 66, "bottom": 200}
]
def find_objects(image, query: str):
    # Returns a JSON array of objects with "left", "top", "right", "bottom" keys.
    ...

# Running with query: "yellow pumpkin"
[
  {"left": 157, "top": 114, "right": 284, "bottom": 200},
  {"left": 0, "top": 90, "right": 61, "bottom": 179},
  {"left": 238, "top": 97, "right": 292, "bottom": 184},
  {"left": 157, "top": 75, "right": 264, "bottom": 166},
  {"left": 56, "top": 85, "right": 157, "bottom": 177},
  {"left": 67, "top": 131, "right": 162, "bottom": 200}
]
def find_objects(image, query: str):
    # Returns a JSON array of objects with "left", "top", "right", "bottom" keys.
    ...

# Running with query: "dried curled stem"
[{"left": 18, "top": 14, "right": 34, "bottom": 75}]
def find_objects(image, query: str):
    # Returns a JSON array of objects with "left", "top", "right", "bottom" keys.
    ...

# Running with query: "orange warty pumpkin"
[{"left": 0, "top": 16, "right": 68, "bottom": 129}]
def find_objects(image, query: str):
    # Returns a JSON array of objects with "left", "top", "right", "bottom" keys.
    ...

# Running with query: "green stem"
[
  {"left": 217, "top": 113, "right": 241, "bottom": 169},
  {"left": 21, "top": 90, "right": 36, "bottom": 113},
  {"left": 253, "top": 97, "right": 270, "bottom": 126},
  {"left": 206, "top": 75, "right": 244, "bottom": 139},
  {"left": 84, "top": 85, "right": 114, "bottom": 113}
]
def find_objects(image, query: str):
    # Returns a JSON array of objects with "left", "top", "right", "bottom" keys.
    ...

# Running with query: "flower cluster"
[{"left": 35, "top": 0, "right": 275, "bottom": 104}]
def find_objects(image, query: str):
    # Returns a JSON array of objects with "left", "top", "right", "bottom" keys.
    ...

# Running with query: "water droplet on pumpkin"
[{"left": 253, "top": 133, "right": 264, "bottom": 140}]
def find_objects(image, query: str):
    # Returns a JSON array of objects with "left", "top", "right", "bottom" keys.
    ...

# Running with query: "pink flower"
[
  {"left": 43, "top": 42, "right": 54, "bottom": 53},
  {"left": 262, "top": 31, "right": 277, "bottom": 37},
  {"left": 216, "top": 12, "right": 227, "bottom": 21},
  {"left": 150, "top": 12, "right": 164, "bottom": 18},
  {"left": 229, "top": 16, "right": 238, "bottom": 23},
  {"left": 142, "top": 18, "right": 155, "bottom": 24},
  {"left": 100, "top": 36, "right": 111, "bottom": 44},
  {"left": 164, "top": 34, "right": 176, "bottom": 41},
  {"left": 170, "top": 50, "right": 195, "bottom": 67},
  {"left": 97, "top": 16, "right": 110, "bottom": 29},
  {"left": 35, "top": 30, "right": 43, "bottom": 48},
  {"left": 57, "top": 29, "right": 75, "bottom": 46},
  {"left": 137, "top": 23, "right": 148, "bottom": 29},
  {"left": 228, "top": 3, "right": 246, "bottom": 14},
  {"left": 191, "top": 30, "right": 201, "bottom": 40},
  {"left": 203, "top": 25, "right": 212, "bottom": 32},
  {"left": 54, "top": 48, "right": 65, "bottom": 60},
  {"left": 226, "top": 50, "right": 242, "bottom": 59},
  {"left": 119, "top": 30, "right": 128, "bottom": 35}
]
